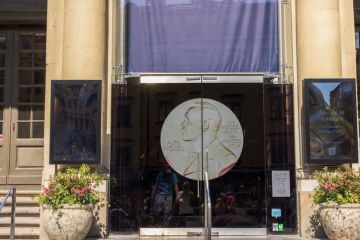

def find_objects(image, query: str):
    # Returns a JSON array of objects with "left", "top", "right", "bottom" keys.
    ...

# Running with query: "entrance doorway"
[
  {"left": 0, "top": 29, "right": 45, "bottom": 185},
  {"left": 110, "top": 74, "right": 274, "bottom": 236}
]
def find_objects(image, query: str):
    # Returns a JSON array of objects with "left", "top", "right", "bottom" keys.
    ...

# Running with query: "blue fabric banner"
[{"left": 126, "top": 0, "right": 279, "bottom": 73}]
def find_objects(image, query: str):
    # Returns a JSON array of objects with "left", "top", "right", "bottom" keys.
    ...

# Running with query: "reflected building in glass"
[{"left": 305, "top": 80, "right": 357, "bottom": 163}]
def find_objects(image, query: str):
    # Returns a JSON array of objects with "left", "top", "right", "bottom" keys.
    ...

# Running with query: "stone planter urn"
[
  {"left": 42, "top": 204, "right": 93, "bottom": 240},
  {"left": 319, "top": 203, "right": 360, "bottom": 240}
]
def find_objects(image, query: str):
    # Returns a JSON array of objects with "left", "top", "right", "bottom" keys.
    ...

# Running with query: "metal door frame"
[{"left": 138, "top": 73, "right": 264, "bottom": 84}]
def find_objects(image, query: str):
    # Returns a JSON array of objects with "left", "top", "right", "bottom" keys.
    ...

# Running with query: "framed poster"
[
  {"left": 50, "top": 80, "right": 101, "bottom": 164},
  {"left": 304, "top": 79, "right": 358, "bottom": 164}
]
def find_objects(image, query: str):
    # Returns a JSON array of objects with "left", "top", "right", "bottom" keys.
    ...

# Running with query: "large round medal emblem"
[{"left": 160, "top": 98, "right": 244, "bottom": 180}]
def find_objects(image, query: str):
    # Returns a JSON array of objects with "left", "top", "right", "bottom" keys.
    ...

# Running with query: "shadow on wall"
[
  {"left": 87, "top": 205, "right": 108, "bottom": 238},
  {"left": 309, "top": 208, "right": 326, "bottom": 238}
]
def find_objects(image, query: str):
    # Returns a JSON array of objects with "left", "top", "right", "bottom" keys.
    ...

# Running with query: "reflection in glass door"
[
  {"left": 110, "top": 75, "right": 266, "bottom": 235},
  {"left": 111, "top": 76, "right": 205, "bottom": 234},
  {"left": 202, "top": 76, "right": 266, "bottom": 235},
  {"left": 139, "top": 76, "right": 204, "bottom": 232}
]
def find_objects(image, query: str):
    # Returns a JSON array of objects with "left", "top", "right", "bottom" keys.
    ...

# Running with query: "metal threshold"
[
  {"left": 139, "top": 228, "right": 267, "bottom": 236},
  {"left": 104, "top": 234, "right": 305, "bottom": 240}
]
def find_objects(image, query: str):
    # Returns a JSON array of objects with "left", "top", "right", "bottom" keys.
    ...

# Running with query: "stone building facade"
[{"left": 0, "top": 0, "right": 358, "bottom": 239}]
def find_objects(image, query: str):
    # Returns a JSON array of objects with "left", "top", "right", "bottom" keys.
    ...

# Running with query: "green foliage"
[
  {"left": 313, "top": 167, "right": 360, "bottom": 205},
  {"left": 36, "top": 164, "right": 104, "bottom": 211}
]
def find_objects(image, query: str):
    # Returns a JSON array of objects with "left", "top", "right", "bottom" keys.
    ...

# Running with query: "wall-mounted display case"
[
  {"left": 304, "top": 79, "right": 358, "bottom": 164},
  {"left": 50, "top": 80, "right": 101, "bottom": 164}
]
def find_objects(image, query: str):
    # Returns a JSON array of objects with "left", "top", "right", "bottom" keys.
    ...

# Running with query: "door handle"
[
  {"left": 12, "top": 123, "right": 15, "bottom": 131},
  {"left": 186, "top": 76, "right": 201, "bottom": 81},
  {"left": 203, "top": 76, "right": 218, "bottom": 81}
]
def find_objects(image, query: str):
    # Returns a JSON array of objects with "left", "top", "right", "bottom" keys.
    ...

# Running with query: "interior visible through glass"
[
  {"left": 110, "top": 78, "right": 268, "bottom": 232},
  {"left": 17, "top": 32, "right": 46, "bottom": 139}
]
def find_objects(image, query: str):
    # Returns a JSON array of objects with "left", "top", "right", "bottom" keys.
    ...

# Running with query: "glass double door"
[{"left": 110, "top": 75, "right": 266, "bottom": 236}]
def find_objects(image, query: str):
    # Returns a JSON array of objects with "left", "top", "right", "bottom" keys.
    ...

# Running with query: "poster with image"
[
  {"left": 305, "top": 79, "right": 358, "bottom": 163},
  {"left": 50, "top": 80, "right": 101, "bottom": 164}
]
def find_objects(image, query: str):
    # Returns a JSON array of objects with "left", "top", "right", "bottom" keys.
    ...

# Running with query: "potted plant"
[
  {"left": 313, "top": 167, "right": 360, "bottom": 240},
  {"left": 37, "top": 164, "right": 104, "bottom": 240}
]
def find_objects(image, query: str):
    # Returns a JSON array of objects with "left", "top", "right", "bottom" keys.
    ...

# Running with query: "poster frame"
[
  {"left": 49, "top": 80, "right": 101, "bottom": 164},
  {"left": 304, "top": 78, "right": 358, "bottom": 164}
]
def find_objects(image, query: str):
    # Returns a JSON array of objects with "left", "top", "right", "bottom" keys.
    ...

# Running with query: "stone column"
[
  {"left": 339, "top": 0, "right": 356, "bottom": 78},
  {"left": 339, "top": 0, "right": 359, "bottom": 170},
  {"left": 43, "top": 0, "right": 65, "bottom": 184},
  {"left": 41, "top": 1, "right": 65, "bottom": 239},
  {"left": 42, "top": 0, "right": 107, "bottom": 239},
  {"left": 62, "top": 0, "right": 107, "bottom": 238},
  {"left": 297, "top": 0, "right": 342, "bottom": 80},
  {"left": 62, "top": 0, "right": 106, "bottom": 80},
  {"left": 296, "top": 0, "right": 342, "bottom": 238}
]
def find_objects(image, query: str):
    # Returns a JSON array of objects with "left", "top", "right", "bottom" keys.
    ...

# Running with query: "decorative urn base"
[
  {"left": 319, "top": 204, "right": 360, "bottom": 240},
  {"left": 42, "top": 204, "right": 93, "bottom": 240}
]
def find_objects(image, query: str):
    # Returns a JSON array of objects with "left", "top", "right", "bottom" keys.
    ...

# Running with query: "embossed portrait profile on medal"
[{"left": 160, "top": 98, "right": 244, "bottom": 180}]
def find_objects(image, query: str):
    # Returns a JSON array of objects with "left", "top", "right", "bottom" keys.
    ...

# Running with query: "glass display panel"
[
  {"left": 50, "top": 80, "right": 101, "bottom": 164},
  {"left": 110, "top": 77, "right": 273, "bottom": 233},
  {"left": 304, "top": 79, "right": 358, "bottom": 164},
  {"left": 203, "top": 83, "right": 266, "bottom": 228},
  {"left": 264, "top": 84, "right": 297, "bottom": 234},
  {"left": 110, "top": 80, "right": 204, "bottom": 232}
]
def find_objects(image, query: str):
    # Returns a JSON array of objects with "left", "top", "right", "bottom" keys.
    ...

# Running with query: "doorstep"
[{"left": 86, "top": 235, "right": 328, "bottom": 240}]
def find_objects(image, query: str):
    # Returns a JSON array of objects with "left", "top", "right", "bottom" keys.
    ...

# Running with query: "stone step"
[
  {"left": 0, "top": 191, "right": 40, "bottom": 239},
  {"left": 1, "top": 196, "right": 39, "bottom": 206},
  {"left": 0, "top": 190, "right": 40, "bottom": 195},
  {"left": 0, "top": 190, "right": 40, "bottom": 203},
  {"left": 0, "top": 227, "right": 39, "bottom": 239},
  {"left": 0, "top": 216, "right": 40, "bottom": 227},
  {"left": 0, "top": 206, "right": 40, "bottom": 216},
  {"left": 0, "top": 191, "right": 40, "bottom": 199}
]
